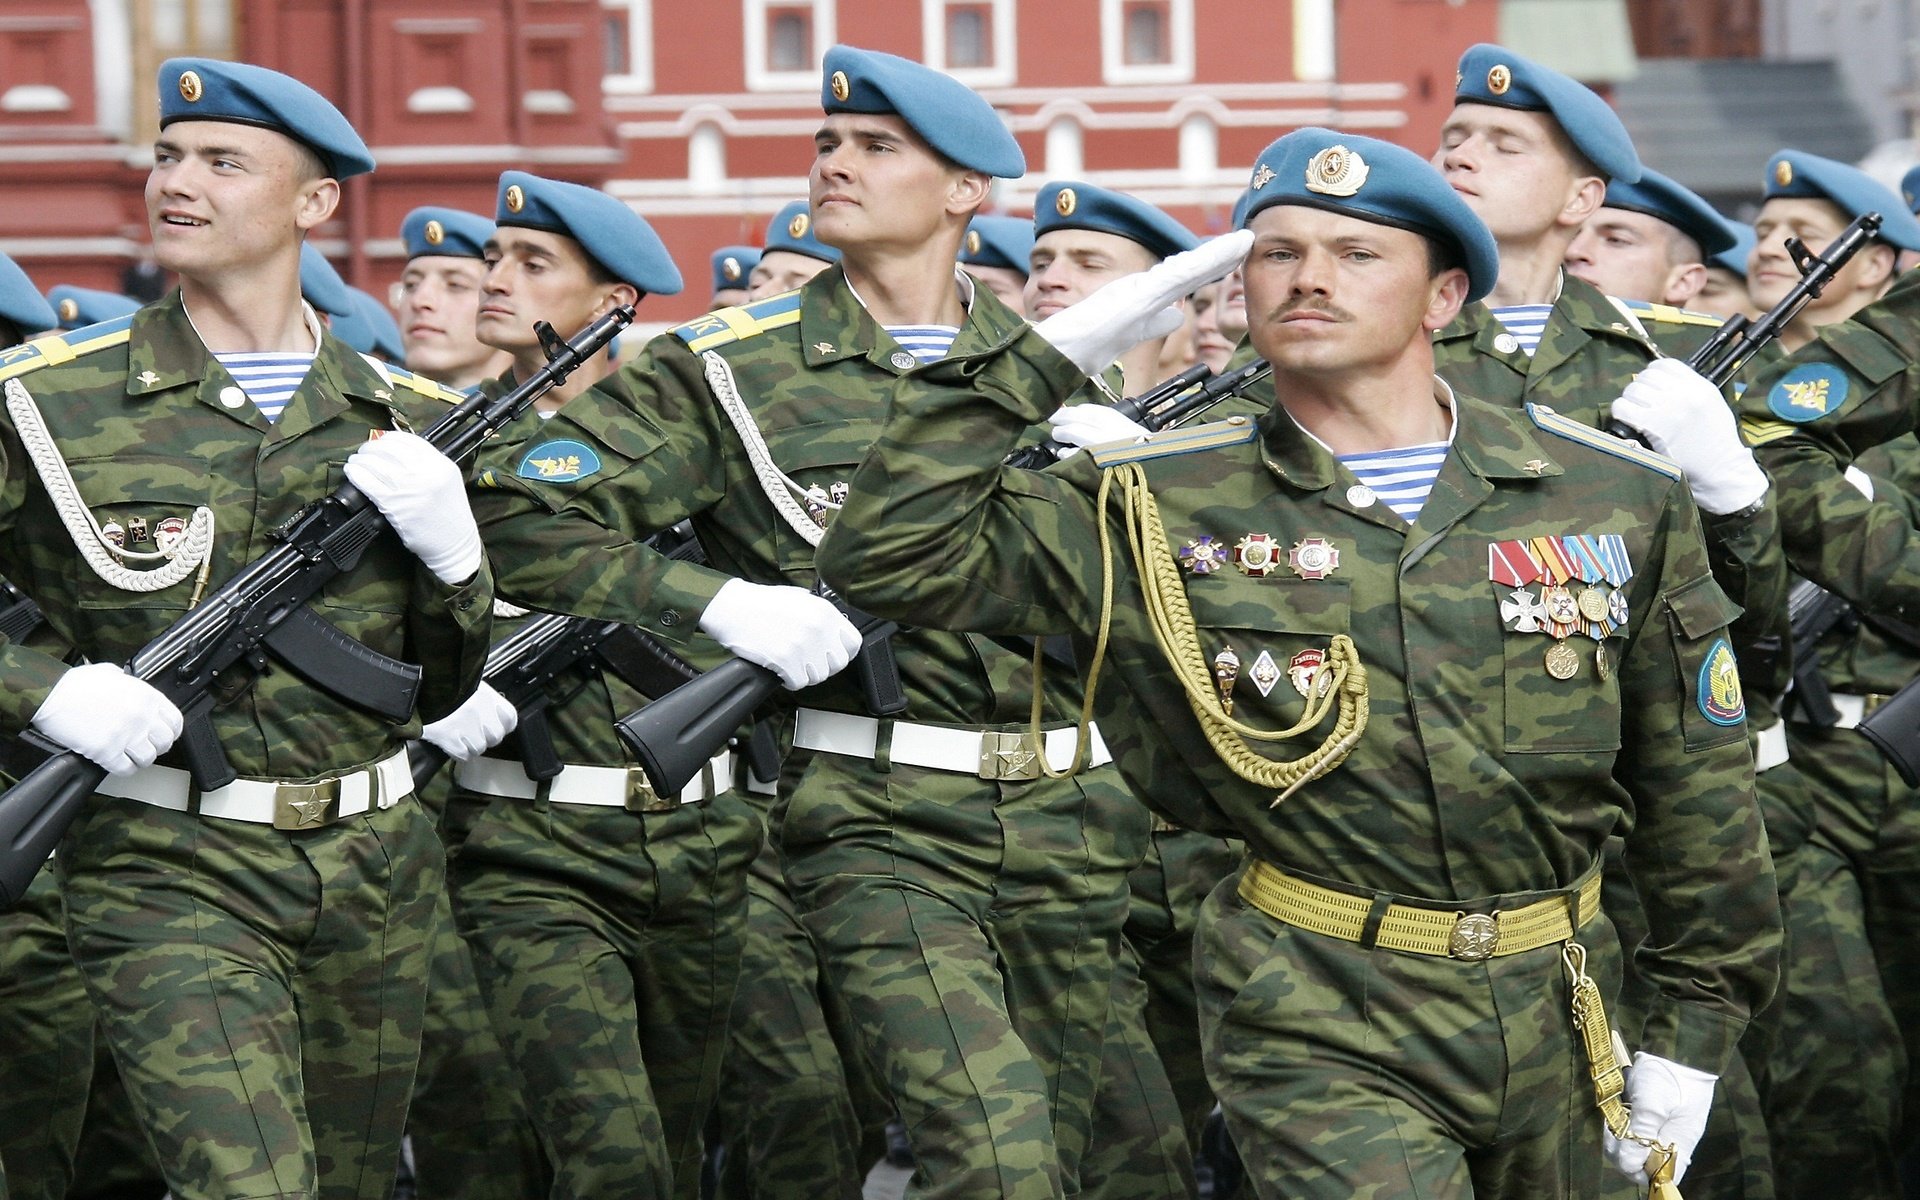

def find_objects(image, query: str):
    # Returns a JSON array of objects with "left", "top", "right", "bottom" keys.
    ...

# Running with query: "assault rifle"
[
  {"left": 1006, "top": 356, "right": 1273, "bottom": 470},
  {"left": 0, "top": 306, "right": 634, "bottom": 906},
  {"left": 1607, "top": 212, "right": 1884, "bottom": 440},
  {"left": 1782, "top": 577, "right": 1856, "bottom": 728}
]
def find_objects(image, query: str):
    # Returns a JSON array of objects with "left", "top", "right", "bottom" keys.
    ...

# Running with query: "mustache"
[{"left": 1275, "top": 301, "right": 1352, "bottom": 321}]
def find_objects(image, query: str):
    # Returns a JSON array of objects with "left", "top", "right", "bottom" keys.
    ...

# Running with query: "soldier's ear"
[
  {"left": 1855, "top": 242, "right": 1897, "bottom": 294},
  {"left": 601, "top": 282, "right": 639, "bottom": 315},
  {"left": 1665, "top": 262, "right": 1706, "bottom": 307},
  {"left": 946, "top": 170, "right": 992, "bottom": 218},
  {"left": 1556, "top": 174, "right": 1606, "bottom": 230},
  {"left": 1423, "top": 267, "right": 1470, "bottom": 332},
  {"left": 294, "top": 176, "right": 340, "bottom": 233}
]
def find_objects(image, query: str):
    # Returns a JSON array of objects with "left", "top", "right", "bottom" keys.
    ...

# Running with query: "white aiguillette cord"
[
  {"left": 700, "top": 351, "right": 831, "bottom": 547},
  {"left": 4, "top": 377, "right": 214, "bottom": 596}
]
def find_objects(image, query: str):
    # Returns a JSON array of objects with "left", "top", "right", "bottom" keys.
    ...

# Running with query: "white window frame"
[
  {"left": 921, "top": 0, "right": 1015, "bottom": 88},
  {"left": 745, "top": 0, "right": 835, "bottom": 92},
  {"left": 1100, "top": 0, "right": 1194, "bottom": 86},
  {"left": 602, "top": 0, "right": 654, "bottom": 94}
]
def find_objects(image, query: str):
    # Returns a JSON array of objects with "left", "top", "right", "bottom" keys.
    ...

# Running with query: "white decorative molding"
[
  {"left": 523, "top": 90, "right": 578, "bottom": 115},
  {"left": 1, "top": 86, "right": 71, "bottom": 114},
  {"left": 407, "top": 87, "right": 475, "bottom": 114},
  {"left": 601, "top": 0, "right": 654, "bottom": 94}
]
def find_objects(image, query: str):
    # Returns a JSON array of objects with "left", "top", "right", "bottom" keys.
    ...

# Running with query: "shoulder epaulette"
[
  {"left": 1526, "top": 403, "right": 1682, "bottom": 480},
  {"left": 0, "top": 315, "right": 135, "bottom": 384},
  {"left": 1618, "top": 299, "right": 1724, "bottom": 329},
  {"left": 377, "top": 361, "right": 468, "bottom": 405},
  {"left": 671, "top": 291, "right": 803, "bottom": 353},
  {"left": 1089, "top": 417, "right": 1258, "bottom": 468}
]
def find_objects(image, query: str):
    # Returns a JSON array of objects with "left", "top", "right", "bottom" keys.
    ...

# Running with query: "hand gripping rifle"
[
  {"left": 1005, "top": 356, "right": 1274, "bottom": 470},
  {"left": 0, "top": 306, "right": 633, "bottom": 906},
  {"left": 1606, "top": 212, "right": 1884, "bottom": 440}
]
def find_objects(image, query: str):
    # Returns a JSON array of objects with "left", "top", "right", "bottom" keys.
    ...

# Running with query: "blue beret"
[
  {"left": 1903, "top": 165, "right": 1920, "bottom": 215},
  {"left": 763, "top": 200, "right": 842, "bottom": 264},
  {"left": 1243, "top": 128, "right": 1500, "bottom": 303},
  {"left": 1763, "top": 150, "right": 1920, "bottom": 252},
  {"left": 1709, "top": 223, "right": 1755, "bottom": 278},
  {"left": 1602, "top": 168, "right": 1736, "bottom": 257},
  {"left": 1230, "top": 188, "right": 1254, "bottom": 232},
  {"left": 403, "top": 207, "right": 492, "bottom": 261},
  {"left": 158, "top": 58, "right": 373, "bottom": 180},
  {"left": 495, "top": 171, "right": 683, "bottom": 296},
  {"left": 298, "top": 244, "right": 354, "bottom": 317},
  {"left": 710, "top": 245, "right": 761, "bottom": 294},
  {"left": 1453, "top": 44, "right": 1641, "bottom": 184},
  {"left": 960, "top": 216, "right": 1034, "bottom": 273},
  {"left": 1034, "top": 182, "right": 1198, "bottom": 262},
  {"left": 0, "top": 253, "right": 55, "bottom": 337},
  {"left": 46, "top": 286, "right": 141, "bottom": 331},
  {"left": 821, "top": 45, "right": 1024, "bottom": 178},
  {"left": 330, "top": 287, "right": 404, "bottom": 359}
]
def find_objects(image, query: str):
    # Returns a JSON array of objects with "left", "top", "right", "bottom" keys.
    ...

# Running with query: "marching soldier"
[
  {"left": 1027, "top": 181, "right": 1198, "bottom": 396},
  {"left": 747, "top": 200, "right": 840, "bottom": 300},
  {"left": 818, "top": 125, "right": 1780, "bottom": 1200},
  {"left": 710, "top": 245, "right": 760, "bottom": 311},
  {"left": 1565, "top": 169, "right": 1739, "bottom": 309},
  {"left": 471, "top": 44, "right": 1150, "bottom": 1198},
  {"left": 1730, "top": 151, "right": 1920, "bottom": 1198},
  {"left": 0, "top": 59, "right": 492, "bottom": 1200},
  {"left": 394, "top": 207, "right": 508, "bottom": 393},
  {"left": 958, "top": 214, "right": 1033, "bottom": 310}
]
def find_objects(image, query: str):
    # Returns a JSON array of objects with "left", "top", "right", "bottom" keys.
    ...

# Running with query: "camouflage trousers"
[
  {"left": 1080, "top": 828, "right": 1240, "bottom": 1200},
  {"left": 713, "top": 828, "right": 890, "bottom": 1199},
  {"left": 407, "top": 790, "right": 548, "bottom": 1199},
  {"left": 778, "top": 749, "right": 1146, "bottom": 1200},
  {"left": 449, "top": 786, "right": 757, "bottom": 1200},
  {"left": 57, "top": 792, "right": 444, "bottom": 1200},
  {"left": 1197, "top": 865, "right": 1624, "bottom": 1200},
  {"left": 0, "top": 869, "right": 97, "bottom": 1200},
  {"left": 1768, "top": 723, "right": 1918, "bottom": 1198}
]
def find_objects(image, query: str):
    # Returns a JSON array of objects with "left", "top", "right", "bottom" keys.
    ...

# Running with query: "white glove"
[
  {"left": 344, "top": 432, "right": 484, "bottom": 585},
  {"left": 698, "top": 578, "right": 863, "bottom": 690},
  {"left": 1047, "top": 404, "right": 1150, "bottom": 458},
  {"left": 30, "top": 662, "right": 184, "bottom": 777},
  {"left": 1604, "top": 1052, "right": 1718, "bottom": 1186},
  {"left": 1611, "top": 359, "right": 1768, "bottom": 515},
  {"left": 421, "top": 683, "right": 518, "bottom": 762},
  {"left": 1033, "top": 230, "right": 1254, "bottom": 374}
]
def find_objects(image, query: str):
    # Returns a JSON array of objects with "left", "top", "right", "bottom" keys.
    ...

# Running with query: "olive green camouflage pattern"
[
  {"left": 0, "top": 871, "right": 98, "bottom": 1200},
  {"left": 59, "top": 793, "right": 445, "bottom": 1200},
  {"left": 815, "top": 326, "right": 1781, "bottom": 1193},
  {"left": 713, "top": 807, "right": 890, "bottom": 1200},
  {"left": 473, "top": 268, "right": 1148, "bottom": 1198},
  {"left": 69, "top": 1048, "right": 168, "bottom": 1200},
  {"left": 0, "top": 298, "right": 490, "bottom": 1200}
]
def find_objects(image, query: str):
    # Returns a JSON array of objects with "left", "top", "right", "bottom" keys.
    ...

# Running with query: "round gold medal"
[
  {"left": 1594, "top": 642, "right": 1611, "bottom": 681},
  {"left": 1577, "top": 586, "right": 1612, "bottom": 624},
  {"left": 1544, "top": 641, "right": 1580, "bottom": 680}
]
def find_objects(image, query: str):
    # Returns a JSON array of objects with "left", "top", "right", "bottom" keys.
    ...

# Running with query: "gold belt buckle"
[
  {"left": 1448, "top": 912, "right": 1500, "bottom": 961},
  {"left": 1864, "top": 693, "right": 1892, "bottom": 719},
  {"left": 625, "top": 769, "right": 677, "bottom": 813},
  {"left": 274, "top": 777, "right": 342, "bottom": 830},
  {"left": 978, "top": 731, "right": 1043, "bottom": 781}
]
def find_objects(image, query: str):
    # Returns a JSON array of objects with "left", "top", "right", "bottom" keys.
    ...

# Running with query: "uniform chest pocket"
[
  {"left": 760, "top": 419, "right": 882, "bottom": 570},
  {"left": 1184, "top": 573, "right": 1352, "bottom": 735},
  {"left": 64, "top": 455, "right": 216, "bottom": 612},
  {"left": 1500, "top": 616, "right": 1622, "bottom": 753}
]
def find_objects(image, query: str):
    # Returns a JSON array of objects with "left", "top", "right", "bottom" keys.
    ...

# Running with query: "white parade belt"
[
  {"left": 456, "top": 751, "right": 732, "bottom": 812},
  {"left": 98, "top": 748, "right": 412, "bottom": 830},
  {"left": 791, "top": 708, "right": 1111, "bottom": 780},
  {"left": 1753, "top": 717, "right": 1789, "bottom": 773}
]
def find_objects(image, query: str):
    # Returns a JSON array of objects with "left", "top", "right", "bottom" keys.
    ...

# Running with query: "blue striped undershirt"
[
  {"left": 1337, "top": 442, "right": 1450, "bottom": 522},
  {"left": 213, "top": 351, "right": 315, "bottom": 422},
  {"left": 1488, "top": 304, "right": 1555, "bottom": 356},
  {"left": 883, "top": 325, "right": 960, "bottom": 363}
]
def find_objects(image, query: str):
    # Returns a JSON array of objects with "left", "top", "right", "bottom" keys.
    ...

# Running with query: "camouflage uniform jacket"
[
  {"left": 817, "top": 328, "right": 1781, "bottom": 1074},
  {"left": 1437, "top": 271, "right": 1792, "bottom": 723},
  {"left": 473, "top": 266, "right": 1102, "bottom": 727},
  {"left": 0, "top": 294, "right": 492, "bottom": 778}
]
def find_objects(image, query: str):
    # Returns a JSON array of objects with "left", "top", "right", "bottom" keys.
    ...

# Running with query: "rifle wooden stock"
[{"left": 0, "top": 306, "right": 635, "bottom": 907}]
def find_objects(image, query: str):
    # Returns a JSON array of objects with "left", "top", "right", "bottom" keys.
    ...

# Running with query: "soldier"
[
  {"left": 1696, "top": 226, "right": 1757, "bottom": 322},
  {"left": 333, "top": 286, "right": 405, "bottom": 362},
  {"left": 1565, "top": 168, "right": 1738, "bottom": 307},
  {"left": 0, "top": 58, "right": 492, "bottom": 1200},
  {"left": 1027, "top": 181, "right": 1198, "bottom": 396},
  {"left": 419, "top": 170, "right": 767, "bottom": 1200},
  {"left": 1188, "top": 280, "right": 1236, "bottom": 372},
  {"left": 45, "top": 286, "right": 140, "bottom": 331},
  {"left": 1729, "top": 152, "right": 1920, "bottom": 1198},
  {"left": 471, "top": 44, "right": 1150, "bottom": 1199},
  {"left": 818, "top": 125, "right": 1781, "bottom": 1200},
  {"left": 748, "top": 199, "right": 840, "bottom": 300},
  {"left": 958, "top": 214, "right": 1033, "bottom": 310},
  {"left": 711, "top": 244, "right": 761, "bottom": 310},
  {"left": 395, "top": 207, "right": 507, "bottom": 392}
]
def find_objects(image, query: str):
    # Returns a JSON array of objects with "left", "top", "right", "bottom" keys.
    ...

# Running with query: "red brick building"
[{"left": 0, "top": 0, "right": 1496, "bottom": 327}]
